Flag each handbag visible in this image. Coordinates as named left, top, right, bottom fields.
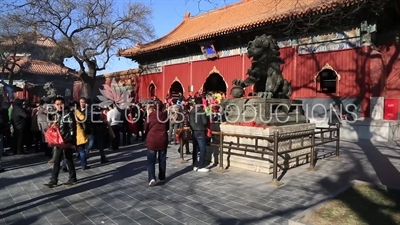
left=128, top=114, right=138, bottom=135
left=181, top=127, right=192, bottom=140
left=175, top=128, right=183, bottom=143
left=207, top=128, right=212, bottom=138
left=207, top=123, right=212, bottom=138
left=45, top=125, right=64, bottom=145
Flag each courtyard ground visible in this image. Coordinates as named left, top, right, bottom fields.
left=0, top=140, right=399, bottom=225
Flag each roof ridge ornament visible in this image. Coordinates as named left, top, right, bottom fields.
left=184, top=12, right=190, bottom=21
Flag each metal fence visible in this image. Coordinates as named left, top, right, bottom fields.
left=179, top=123, right=341, bottom=187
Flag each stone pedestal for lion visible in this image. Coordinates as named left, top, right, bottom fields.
left=206, top=98, right=316, bottom=174
left=221, top=97, right=308, bottom=125
left=208, top=123, right=316, bottom=174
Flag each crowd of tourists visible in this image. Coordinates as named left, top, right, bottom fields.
left=0, top=96, right=147, bottom=184
left=0, top=92, right=223, bottom=188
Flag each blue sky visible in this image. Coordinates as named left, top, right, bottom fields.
left=64, top=0, right=240, bottom=75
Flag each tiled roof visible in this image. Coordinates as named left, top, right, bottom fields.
left=103, top=68, right=141, bottom=78
left=4, top=57, right=76, bottom=76
left=24, top=59, right=71, bottom=75
left=118, top=0, right=364, bottom=57
left=0, top=30, right=57, bottom=48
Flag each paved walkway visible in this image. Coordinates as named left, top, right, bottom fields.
left=0, top=140, right=399, bottom=225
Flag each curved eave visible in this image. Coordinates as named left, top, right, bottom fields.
left=118, top=0, right=364, bottom=58
left=117, top=20, right=187, bottom=58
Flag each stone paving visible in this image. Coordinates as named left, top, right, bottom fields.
left=0, top=140, right=399, bottom=225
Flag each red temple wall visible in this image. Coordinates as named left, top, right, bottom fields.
left=136, top=46, right=378, bottom=117
left=164, top=63, right=190, bottom=95
left=191, top=55, right=242, bottom=96
left=370, top=43, right=400, bottom=115
left=139, top=72, right=163, bottom=99
left=293, top=48, right=368, bottom=99
left=116, top=43, right=400, bottom=118
left=158, top=47, right=365, bottom=100
left=138, top=47, right=369, bottom=100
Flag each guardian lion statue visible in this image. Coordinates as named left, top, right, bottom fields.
left=232, top=34, right=291, bottom=99
left=43, top=82, right=57, bottom=100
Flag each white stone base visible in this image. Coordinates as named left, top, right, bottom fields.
left=309, top=118, right=400, bottom=142
left=370, top=97, right=384, bottom=120
left=210, top=123, right=316, bottom=174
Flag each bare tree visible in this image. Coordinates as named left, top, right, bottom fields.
left=283, top=0, right=387, bottom=37
left=6, top=0, right=154, bottom=98
left=0, top=16, right=68, bottom=101
left=0, top=17, right=32, bottom=88
left=186, top=0, right=230, bottom=14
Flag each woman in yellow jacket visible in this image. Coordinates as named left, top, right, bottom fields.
left=75, top=110, right=90, bottom=170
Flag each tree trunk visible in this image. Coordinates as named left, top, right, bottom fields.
left=79, top=64, right=96, bottom=99
left=6, top=63, right=16, bottom=86
left=6, top=69, right=15, bottom=101
left=80, top=82, right=91, bottom=99
left=8, top=72, right=14, bottom=86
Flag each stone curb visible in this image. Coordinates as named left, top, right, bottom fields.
left=288, top=180, right=400, bottom=225
left=287, top=181, right=353, bottom=225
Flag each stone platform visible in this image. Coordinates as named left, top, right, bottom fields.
left=309, top=117, right=400, bottom=142
left=210, top=123, right=316, bottom=174
left=220, top=97, right=308, bottom=126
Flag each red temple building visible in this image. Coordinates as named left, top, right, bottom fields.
left=0, top=30, right=77, bottom=102
left=118, top=0, right=400, bottom=140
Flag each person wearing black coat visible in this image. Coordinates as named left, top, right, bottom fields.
left=328, top=106, right=341, bottom=127
left=178, top=106, right=192, bottom=155
left=10, top=99, right=27, bottom=155
left=0, top=106, right=6, bottom=173
left=121, top=107, right=132, bottom=145
left=189, top=97, right=210, bottom=173
left=44, top=96, right=77, bottom=188
left=328, top=106, right=341, bottom=137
